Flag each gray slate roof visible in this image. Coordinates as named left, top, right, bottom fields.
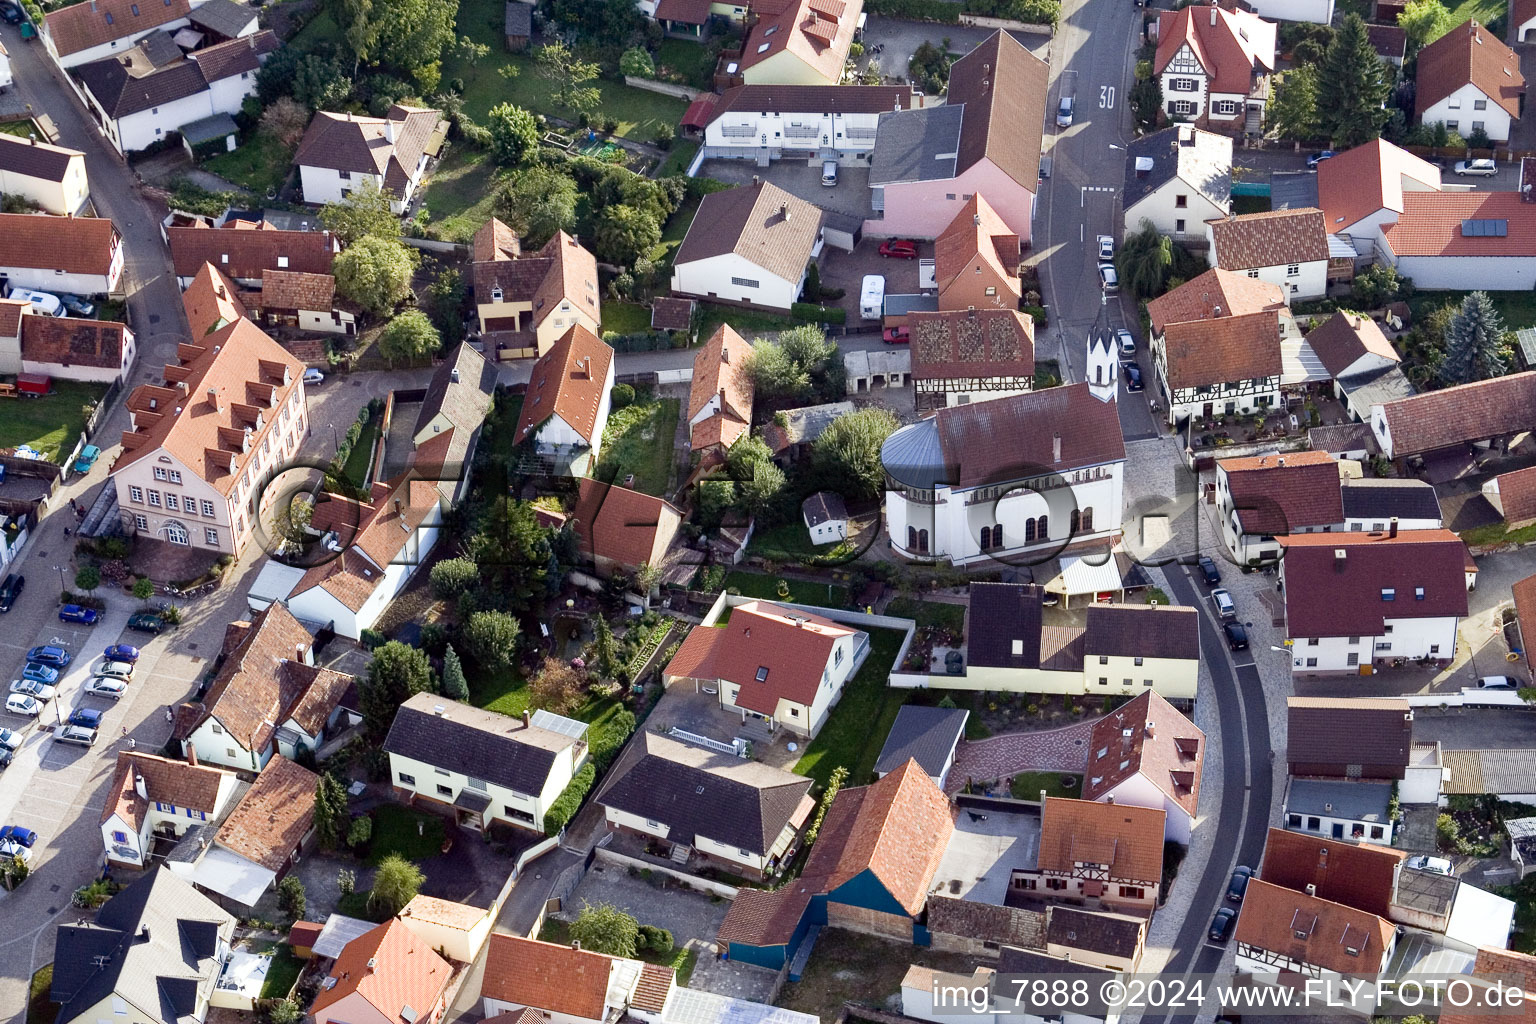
left=180, top=112, right=237, bottom=146
left=186, top=0, right=256, bottom=38
left=874, top=704, right=968, bottom=778
left=1340, top=478, right=1442, bottom=522
left=868, top=104, right=964, bottom=186
left=53, top=867, right=233, bottom=1024
left=997, top=946, right=1114, bottom=979
left=1046, top=906, right=1143, bottom=959
left=1082, top=604, right=1198, bottom=661
left=504, top=0, right=531, bottom=36
left=801, top=491, right=847, bottom=527
left=1337, top=363, right=1415, bottom=408
left=414, top=342, right=496, bottom=437
left=1270, top=171, right=1320, bottom=212
left=595, top=731, right=811, bottom=854
left=383, top=691, right=582, bottom=797
left=1285, top=779, right=1392, bottom=822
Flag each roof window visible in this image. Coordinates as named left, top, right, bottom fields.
left=755, top=666, right=769, bottom=682
left=1381, top=588, right=1395, bottom=601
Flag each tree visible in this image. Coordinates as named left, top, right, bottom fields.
left=530, top=657, right=586, bottom=714
left=379, top=309, right=441, bottom=365
left=1265, top=65, right=1318, bottom=141
left=1399, top=0, right=1454, bottom=50
left=346, top=815, right=373, bottom=847
left=591, top=616, right=617, bottom=679
left=74, top=565, right=100, bottom=594
left=1130, top=76, right=1161, bottom=129
left=632, top=562, right=662, bottom=596
left=334, top=237, right=419, bottom=316
left=467, top=498, right=554, bottom=611
left=260, top=97, right=312, bottom=148
left=278, top=875, right=307, bottom=920
left=570, top=902, right=640, bottom=958
left=813, top=408, right=900, bottom=501
left=270, top=495, right=314, bottom=555
left=269, top=1001, right=302, bottom=1024
left=361, top=641, right=437, bottom=736
left=1351, top=263, right=1412, bottom=308
left=259, top=51, right=351, bottom=110
left=1440, top=290, right=1509, bottom=385
left=745, top=341, right=811, bottom=402
left=427, top=268, right=467, bottom=345
left=462, top=609, right=520, bottom=668
left=430, top=556, right=479, bottom=599
left=368, top=854, right=424, bottom=917
left=487, top=102, right=540, bottom=167
left=907, top=41, right=950, bottom=95
left=1116, top=218, right=1173, bottom=300
left=1316, top=14, right=1391, bottom=148
left=619, top=47, right=654, bottom=78
left=320, top=180, right=402, bottom=244
left=593, top=204, right=662, bottom=267
left=726, top=433, right=773, bottom=481
left=441, top=644, right=469, bottom=700
left=456, top=34, right=490, bottom=64
left=536, top=42, right=601, bottom=114
left=738, top=458, right=787, bottom=515
left=495, top=167, right=580, bottom=247
left=548, top=0, right=641, bottom=47
left=329, top=0, right=458, bottom=92
left=313, top=773, right=351, bottom=849
left=133, top=577, right=155, bottom=602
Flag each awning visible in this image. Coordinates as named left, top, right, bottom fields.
left=165, top=845, right=274, bottom=908
left=313, top=914, right=377, bottom=959
left=1045, top=554, right=1122, bottom=598
left=1281, top=339, right=1330, bottom=385
left=181, top=113, right=238, bottom=147
left=248, top=560, right=304, bottom=611
left=1326, top=233, right=1358, bottom=259
left=681, top=94, right=719, bottom=130
left=454, top=789, right=492, bottom=813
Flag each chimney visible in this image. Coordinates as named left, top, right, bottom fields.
left=1277, top=456, right=1284, bottom=467
left=522, top=709, right=532, bottom=728
left=1105, top=794, right=1114, bottom=805
left=1210, top=0, right=1217, bottom=25
left=27, top=133, right=34, bottom=145
left=394, top=498, right=403, bottom=516
left=385, top=119, right=397, bottom=145
left=1389, top=516, right=1399, bottom=538
left=186, top=745, right=198, bottom=767
left=1212, top=304, right=1222, bottom=317
left=207, top=387, right=218, bottom=406
left=973, top=213, right=980, bottom=227
left=1052, top=434, right=1062, bottom=463
left=1305, top=883, right=1317, bottom=897
left=134, top=771, right=148, bottom=800
left=450, top=367, right=460, bottom=384
left=781, top=203, right=790, bottom=220
left=719, top=387, right=727, bottom=405
left=571, top=940, right=581, bottom=951
left=751, top=175, right=760, bottom=186
left=1145, top=721, right=1155, bottom=738
left=1334, top=548, right=1347, bottom=569
left=140, top=925, right=150, bottom=942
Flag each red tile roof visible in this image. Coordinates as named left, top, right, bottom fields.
left=45, top=0, right=191, bottom=58
left=1082, top=691, right=1203, bottom=821
left=1376, top=371, right=1536, bottom=457
left=927, top=382, right=1125, bottom=490
left=735, top=0, right=861, bottom=85
left=716, top=887, right=815, bottom=946
left=101, top=751, right=233, bottom=829
left=167, top=223, right=336, bottom=280
left=1439, top=947, right=1536, bottom=1024
left=1146, top=267, right=1286, bottom=335
left=481, top=934, right=616, bottom=1020
left=1256, top=827, right=1405, bottom=917
left=182, top=262, right=246, bottom=338
left=1218, top=450, right=1341, bottom=533
left=688, top=324, right=754, bottom=450
left=261, top=269, right=335, bottom=312
left=1496, top=465, right=1536, bottom=527
left=1037, top=797, right=1165, bottom=884
left=312, top=919, right=452, bottom=1020
left=934, top=194, right=1020, bottom=297
left=1304, top=311, right=1400, bottom=379
left=21, top=315, right=129, bottom=370
left=513, top=324, right=613, bottom=445
left=1279, top=530, right=1470, bottom=639
left=570, top=477, right=681, bottom=571
left=1382, top=191, right=1536, bottom=258
left=1154, top=2, right=1275, bottom=96
left=290, top=478, right=442, bottom=613
left=1316, top=138, right=1441, bottom=234
left=909, top=309, right=1034, bottom=380
left=472, top=229, right=600, bottom=337
left=0, top=299, right=24, bottom=338
left=1415, top=19, right=1524, bottom=119
left=1159, top=310, right=1282, bottom=390
left=214, top=755, right=316, bottom=873
left=1234, top=879, right=1395, bottom=974
left=1206, top=208, right=1327, bottom=270
left=947, top=30, right=1048, bottom=190
left=0, top=212, right=117, bottom=276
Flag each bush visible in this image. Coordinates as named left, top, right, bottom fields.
left=544, top=763, right=597, bottom=835
left=653, top=123, right=674, bottom=149
left=360, top=628, right=386, bottom=651
left=269, top=1000, right=302, bottom=1024
left=791, top=302, right=846, bottom=324
left=347, top=815, right=373, bottom=848
left=639, top=924, right=674, bottom=953
left=277, top=876, right=306, bottom=920
left=611, top=382, right=636, bottom=408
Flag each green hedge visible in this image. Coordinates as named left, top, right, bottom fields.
left=791, top=302, right=846, bottom=325
left=544, top=763, right=596, bottom=836
left=862, top=0, right=1058, bottom=25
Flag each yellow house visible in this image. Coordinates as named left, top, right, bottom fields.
left=471, top=219, right=600, bottom=358
left=733, top=0, right=863, bottom=87
left=399, top=895, right=494, bottom=962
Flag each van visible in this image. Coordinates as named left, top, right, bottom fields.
left=821, top=160, right=838, bottom=187
left=56, top=724, right=97, bottom=747
left=4, top=288, right=61, bottom=317
left=860, top=275, right=885, bottom=320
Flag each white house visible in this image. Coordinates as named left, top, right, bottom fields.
left=14, top=310, right=135, bottom=383
left=881, top=384, right=1125, bottom=565
left=1304, top=311, right=1411, bottom=423
left=1316, top=139, right=1441, bottom=257
left=293, top=105, right=446, bottom=212
left=1206, top=208, right=1328, bottom=300
left=1517, top=0, right=1536, bottom=43
left=1240, top=0, right=1332, bottom=23
left=0, top=133, right=89, bottom=215
left=481, top=934, right=654, bottom=1024
left=1377, top=191, right=1536, bottom=291
left=398, top=895, right=494, bottom=963
left=1279, top=529, right=1470, bottom=675
left=671, top=180, right=823, bottom=310
left=0, top=212, right=123, bottom=296
left=383, top=693, right=589, bottom=833
left=692, top=84, right=917, bottom=165
left=802, top=491, right=848, bottom=546
left=1121, top=124, right=1231, bottom=241
left=100, top=751, right=241, bottom=868
left=1283, top=778, right=1395, bottom=845
left=1216, top=451, right=1343, bottom=565
left=42, top=0, right=217, bottom=69
left=510, top=324, right=614, bottom=477
left=1082, top=692, right=1204, bottom=844
left=1415, top=19, right=1524, bottom=143
left=1153, top=1, right=1276, bottom=132
left=663, top=600, right=868, bottom=739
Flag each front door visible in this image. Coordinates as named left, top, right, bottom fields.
left=1202, top=402, right=1213, bottom=418
left=1331, top=822, right=1344, bottom=839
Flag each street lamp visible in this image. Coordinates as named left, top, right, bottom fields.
left=53, top=563, right=65, bottom=594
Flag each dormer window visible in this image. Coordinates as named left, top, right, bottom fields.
left=1381, top=588, right=1395, bottom=601
left=491, top=287, right=503, bottom=301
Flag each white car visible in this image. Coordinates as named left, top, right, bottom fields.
left=1098, top=263, right=1119, bottom=293
left=83, top=678, right=127, bottom=701
left=1477, top=675, right=1518, bottom=689
left=93, top=660, right=133, bottom=680
left=0, top=727, right=20, bottom=751
left=1116, top=328, right=1135, bottom=355
left=1212, top=588, right=1236, bottom=621
left=1406, top=855, right=1454, bottom=876
left=8, top=679, right=54, bottom=701
left=1454, top=159, right=1497, bottom=177
left=302, top=368, right=325, bottom=385
left=1096, top=235, right=1114, bottom=261
left=0, top=838, right=29, bottom=863
left=4, top=693, right=40, bottom=717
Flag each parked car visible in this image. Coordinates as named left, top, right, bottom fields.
left=26, top=645, right=70, bottom=667
left=22, top=663, right=57, bottom=684
left=1097, top=235, right=1115, bottom=261
left=93, top=660, right=133, bottom=680
left=126, top=613, right=165, bottom=634
left=879, top=239, right=919, bottom=259
left=1454, top=158, right=1497, bottom=177
left=67, top=707, right=102, bottom=730
left=0, top=2, right=24, bottom=24
left=0, top=838, right=31, bottom=863
left=4, top=694, right=40, bottom=717
left=1056, top=95, right=1074, bottom=127
left=60, top=604, right=98, bottom=625
left=56, top=724, right=96, bottom=747
left=821, top=160, right=838, bottom=187
left=103, top=644, right=140, bottom=663
left=58, top=294, right=95, bottom=318
left=8, top=679, right=53, bottom=701
left=1197, top=555, right=1222, bottom=586
left=0, top=748, right=9, bottom=769
left=84, top=678, right=126, bottom=701
left=1116, top=328, right=1135, bottom=356
left=1224, top=621, right=1249, bottom=651
left=0, top=573, right=22, bottom=612
left=1477, top=675, right=1518, bottom=689
left=0, top=824, right=37, bottom=847
left=1212, top=588, right=1236, bottom=620
left=0, top=727, right=19, bottom=751
left=302, top=368, right=325, bottom=385
left=1227, top=866, right=1253, bottom=902
left=74, top=444, right=100, bottom=473
left=882, top=326, right=910, bottom=344
left=1209, top=907, right=1237, bottom=942
left=1306, top=150, right=1335, bottom=169
left=1098, top=263, right=1119, bottom=293
left=1406, top=855, right=1454, bottom=876
left=1122, top=362, right=1143, bottom=391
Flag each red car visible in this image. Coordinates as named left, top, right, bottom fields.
left=883, top=326, right=910, bottom=344
left=879, top=239, right=919, bottom=259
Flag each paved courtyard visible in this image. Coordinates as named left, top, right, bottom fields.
left=699, top=158, right=874, bottom=222
left=946, top=720, right=1095, bottom=793
left=931, top=805, right=1040, bottom=905
left=855, top=19, right=1050, bottom=87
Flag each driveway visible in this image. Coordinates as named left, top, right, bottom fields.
left=556, top=859, right=729, bottom=952
left=946, top=720, right=1095, bottom=793
left=698, top=158, right=873, bottom=222
left=856, top=19, right=1049, bottom=87
left=819, top=240, right=924, bottom=324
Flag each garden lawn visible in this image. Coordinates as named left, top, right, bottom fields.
left=883, top=598, right=964, bottom=632
left=603, top=300, right=653, bottom=334
left=722, top=571, right=850, bottom=608
left=0, top=120, right=39, bottom=140
left=696, top=303, right=799, bottom=341
left=341, top=416, right=380, bottom=489
left=656, top=139, right=699, bottom=178
left=423, top=145, right=503, bottom=244
left=778, top=927, right=978, bottom=1022
left=647, top=193, right=701, bottom=275
left=468, top=663, right=531, bottom=717
left=656, top=38, right=718, bottom=89
left=593, top=396, right=680, bottom=495
left=367, top=804, right=448, bottom=864
left=288, top=7, right=343, bottom=49
left=28, top=966, right=55, bottom=1024
left=792, top=626, right=905, bottom=788
left=1463, top=520, right=1536, bottom=547
left=202, top=132, right=293, bottom=196
left=746, top=521, right=855, bottom=564
left=1409, top=289, right=1536, bottom=331
left=1008, top=771, right=1083, bottom=801
left=1446, top=0, right=1505, bottom=27
left=259, top=944, right=305, bottom=999
left=0, top=380, right=107, bottom=463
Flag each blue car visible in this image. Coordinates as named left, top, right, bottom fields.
left=1307, top=150, right=1335, bottom=169
left=103, top=644, right=140, bottom=663
left=67, top=707, right=102, bottom=730
left=0, top=824, right=37, bottom=847
left=26, top=646, right=70, bottom=667
left=22, top=663, right=58, bottom=684
left=59, top=604, right=98, bottom=625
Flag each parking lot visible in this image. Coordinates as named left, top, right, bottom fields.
left=698, top=158, right=874, bottom=222
left=820, top=238, right=926, bottom=324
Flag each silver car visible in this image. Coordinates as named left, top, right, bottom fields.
left=84, top=677, right=127, bottom=701
left=1454, top=159, right=1497, bottom=177
left=8, top=679, right=54, bottom=701
left=93, top=659, right=134, bottom=680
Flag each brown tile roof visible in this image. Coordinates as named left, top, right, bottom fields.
left=651, top=296, right=693, bottom=331
left=1207, top=208, right=1327, bottom=270
left=735, top=0, right=861, bottom=84
left=0, top=133, right=83, bottom=184
left=1377, top=371, right=1536, bottom=457
left=688, top=324, right=754, bottom=446
left=1285, top=698, right=1414, bottom=779
left=570, top=477, right=681, bottom=571
left=1416, top=19, right=1524, bottom=119
left=806, top=759, right=954, bottom=916
left=1154, top=2, right=1275, bottom=95
left=1440, top=947, right=1536, bottom=1024
left=173, top=603, right=352, bottom=752
left=182, top=262, right=246, bottom=338
left=513, top=325, right=613, bottom=445
left=312, top=919, right=452, bottom=1019
left=0, top=212, right=118, bottom=276
left=293, top=105, right=445, bottom=195
left=934, top=194, right=1020, bottom=297
left=1037, top=797, right=1165, bottom=884
left=673, top=181, right=822, bottom=287
left=214, top=755, right=316, bottom=873
left=1260, top=827, right=1408, bottom=914
left=1082, top=603, right=1198, bottom=661
left=0, top=299, right=24, bottom=338
left=20, top=315, right=128, bottom=370
left=45, top=0, right=192, bottom=58
left=1367, top=23, right=1406, bottom=61
left=1496, top=465, right=1536, bottom=527
left=74, top=49, right=209, bottom=118
left=1218, top=450, right=1342, bottom=533
left=654, top=0, right=710, bottom=24
left=632, top=964, right=674, bottom=1014
left=472, top=229, right=599, bottom=333
left=1159, top=310, right=1282, bottom=390
left=927, top=382, right=1125, bottom=490
left=471, top=217, right=521, bottom=262
left=290, top=478, right=442, bottom=613
left=910, top=309, right=1035, bottom=381
left=1234, top=879, right=1395, bottom=974
left=186, top=30, right=278, bottom=84
left=1146, top=267, right=1287, bottom=335
left=481, top=935, right=616, bottom=1019
left=1382, top=191, right=1536, bottom=258
left=1305, top=311, right=1400, bottom=379
left=1317, top=138, right=1442, bottom=234
left=1082, top=691, right=1203, bottom=820
left=716, top=887, right=816, bottom=946
left=1515, top=574, right=1536, bottom=673
left=710, top=84, right=914, bottom=120
left=167, top=224, right=336, bottom=280
left=948, top=30, right=1047, bottom=190
left=111, top=317, right=304, bottom=490
left=1278, top=530, right=1470, bottom=639
left=261, top=269, right=335, bottom=312
left=100, top=751, right=234, bottom=829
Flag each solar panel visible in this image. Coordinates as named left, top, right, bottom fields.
left=1461, top=219, right=1509, bottom=237
left=530, top=708, right=588, bottom=739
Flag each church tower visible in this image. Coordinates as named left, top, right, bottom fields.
left=1087, top=328, right=1118, bottom=403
